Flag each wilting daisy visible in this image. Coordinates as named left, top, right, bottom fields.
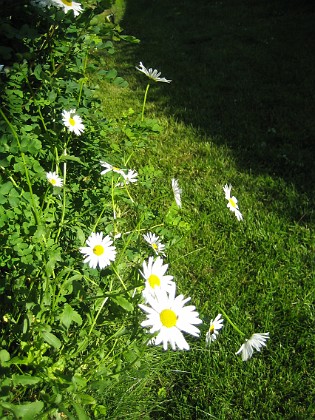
left=223, top=184, right=243, bottom=221
left=143, top=232, right=166, bottom=256
left=46, top=171, right=63, bottom=187
left=235, top=332, right=270, bottom=361
left=52, top=0, right=83, bottom=16
left=172, top=178, right=182, bottom=208
left=100, top=161, right=125, bottom=177
left=139, top=285, right=202, bottom=350
left=205, top=313, right=224, bottom=345
left=80, top=232, right=116, bottom=269
left=140, top=256, right=174, bottom=300
left=136, top=62, right=171, bottom=83
left=121, top=169, right=138, bottom=185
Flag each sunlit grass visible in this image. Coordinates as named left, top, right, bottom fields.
left=94, top=0, right=315, bottom=418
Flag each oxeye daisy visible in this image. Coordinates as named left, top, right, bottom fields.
left=52, top=0, right=83, bottom=16
left=140, top=256, right=174, bottom=300
left=122, top=169, right=138, bottom=185
left=205, top=313, right=224, bottom=345
left=139, top=285, right=202, bottom=350
left=62, top=109, right=84, bottom=135
left=223, top=184, right=243, bottom=221
left=46, top=171, right=63, bottom=187
left=143, top=232, right=166, bottom=256
left=235, top=332, right=270, bottom=361
left=172, top=178, right=182, bottom=208
left=136, top=62, right=171, bottom=83
left=80, top=232, right=116, bottom=269
left=100, top=161, right=126, bottom=177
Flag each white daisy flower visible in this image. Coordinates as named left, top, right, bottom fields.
left=122, top=169, right=138, bottom=185
left=223, top=184, right=243, bottom=221
left=52, top=0, right=83, bottom=17
left=62, top=109, right=85, bottom=135
left=136, top=62, right=172, bottom=83
left=235, top=332, right=270, bottom=361
left=205, top=313, right=224, bottom=345
left=46, top=171, right=63, bottom=187
left=140, top=256, right=175, bottom=300
left=172, top=178, right=182, bottom=208
left=139, top=285, right=202, bottom=350
left=80, top=232, right=116, bottom=269
left=100, top=161, right=126, bottom=177
left=143, top=232, right=166, bottom=256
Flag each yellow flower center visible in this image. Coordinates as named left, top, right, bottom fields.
left=229, top=198, right=237, bottom=208
left=152, top=243, right=158, bottom=250
left=148, top=274, right=161, bottom=288
left=50, top=178, right=57, bottom=185
left=160, top=309, right=177, bottom=328
left=69, top=117, right=76, bottom=126
left=61, top=0, right=73, bottom=6
left=93, top=244, right=104, bottom=256
left=113, top=167, right=120, bottom=172
left=209, top=324, right=215, bottom=334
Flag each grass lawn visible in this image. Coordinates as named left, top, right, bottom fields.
left=94, top=0, right=315, bottom=418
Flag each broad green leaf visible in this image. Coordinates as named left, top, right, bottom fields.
left=73, top=403, right=89, bottom=420
left=12, top=374, right=42, bottom=386
left=1, top=401, right=44, bottom=420
left=112, top=295, right=134, bottom=312
left=72, top=373, right=87, bottom=390
left=0, top=181, right=13, bottom=195
left=0, top=349, right=10, bottom=364
left=42, top=331, right=61, bottom=349
left=60, top=304, right=82, bottom=329
left=77, top=393, right=96, bottom=405
left=59, top=154, right=87, bottom=166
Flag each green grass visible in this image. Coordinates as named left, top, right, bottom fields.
left=95, top=0, right=315, bottom=418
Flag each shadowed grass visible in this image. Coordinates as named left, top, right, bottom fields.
left=93, top=0, right=315, bottom=418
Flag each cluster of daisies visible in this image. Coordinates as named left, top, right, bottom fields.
left=32, top=0, right=83, bottom=17
left=45, top=64, right=269, bottom=360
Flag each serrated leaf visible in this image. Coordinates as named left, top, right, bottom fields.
left=60, top=304, right=82, bottom=329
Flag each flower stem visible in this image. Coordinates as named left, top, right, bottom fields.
left=55, top=147, right=67, bottom=240
left=219, top=307, right=246, bottom=337
left=112, top=265, right=127, bottom=291
left=141, top=83, right=150, bottom=122
left=77, top=52, right=88, bottom=108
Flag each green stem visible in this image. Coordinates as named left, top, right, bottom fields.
left=112, top=265, right=127, bottom=291
left=88, top=277, right=113, bottom=336
left=77, top=52, right=88, bottom=108
left=55, top=148, right=67, bottom=240
left=219, top=307, right=246, bottom=337
left=141, top=83, right=150, bottom=122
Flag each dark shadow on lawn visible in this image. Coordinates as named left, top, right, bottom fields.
left=120, top=0, right=315, bottom=196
